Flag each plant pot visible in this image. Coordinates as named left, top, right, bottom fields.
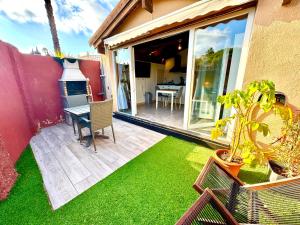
left=268, top=160, right=286, bottom=182
left=214, top=149, right=244, bottom=177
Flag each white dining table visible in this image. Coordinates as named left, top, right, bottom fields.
left=156, top=89, right=177, bottom=112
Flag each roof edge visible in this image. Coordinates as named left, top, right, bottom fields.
left=104, top=0, right=256, bottom=48
left=89, top=0, right=140, bottom=47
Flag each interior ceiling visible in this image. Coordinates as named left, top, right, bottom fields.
left=134, top=31, right=189, bottom=64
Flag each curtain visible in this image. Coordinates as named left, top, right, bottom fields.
left=117, top=64, right=128, bottom=110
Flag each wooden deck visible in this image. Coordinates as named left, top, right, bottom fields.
left=30, top=118, right=165, bottom=210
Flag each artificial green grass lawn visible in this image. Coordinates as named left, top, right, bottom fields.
left=0, top=136, right=268, bottom=225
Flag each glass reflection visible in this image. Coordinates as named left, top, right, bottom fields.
left=189, top=16, right=247, bottom=133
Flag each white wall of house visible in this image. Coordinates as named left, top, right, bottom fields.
left=136, top=63, right=163, bottom=104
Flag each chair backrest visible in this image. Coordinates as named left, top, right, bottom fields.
left=65, top=94, right=88, bottom=107
left=176, top=188, right=239, bottom=225
left=193, top=157, right=244, bottom=193
left=243, top=176, right=300, bottom=224
left=194, top=157, right=300, bottom=224
left=177, top=87, right=184, bottom=98
left=178, top=183, right=300, bottom=225
left=90, top=99, right=113, bottom=132
left=193, top=157, right=246, bottom=221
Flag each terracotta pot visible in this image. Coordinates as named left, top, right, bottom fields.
left=214, top=149, right=244, bottom=177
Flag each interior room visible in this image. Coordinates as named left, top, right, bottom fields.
left=133, top=31, right=189, bottom=129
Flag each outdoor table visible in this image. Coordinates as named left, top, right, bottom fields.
left=64, top=104, right=90, bottom=117
left=64, top=105, right=108, bottom=147
left=156, top=89, right=177, bottom=112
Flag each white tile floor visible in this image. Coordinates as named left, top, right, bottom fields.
left=136, top=102, right=184, bottom=129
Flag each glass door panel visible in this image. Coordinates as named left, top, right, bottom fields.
left=114, top=48, right=132, bottom=114
left=188, top=16, right=248, bottom=133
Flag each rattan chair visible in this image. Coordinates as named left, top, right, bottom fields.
left=189, top=157, right=300, bottom=224
left=79, top=99, right=115, bottom=152
left=65, top=94, right=88, bottom=134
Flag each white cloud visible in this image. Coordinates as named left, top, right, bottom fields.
left=0, top=0, right=118, bottom=35
left=194, top=28, right=231, bottom=56
left=0, top=0, right=48, bottom=24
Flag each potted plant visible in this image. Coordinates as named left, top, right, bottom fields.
left=211, top=80, right=276, bottom=176
left=270, top=107, right=300, bottom=180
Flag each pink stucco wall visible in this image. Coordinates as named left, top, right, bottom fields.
left=0, top=40, right=103, bottom=164
left=21, top=55, right=64, bottom=129
left=0, top=41, right=103, bottom=198
left=0, top=42, right=33, bottom=163
left=79, top=60, right=103, bottom=102
left=0, top=42, right=31, bottom=199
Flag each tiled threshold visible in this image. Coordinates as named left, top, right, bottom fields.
left=113, top=112, right=229, bottom=150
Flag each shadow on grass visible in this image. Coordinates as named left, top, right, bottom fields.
left=239, top=168, right=269, bottom=184
left=185, top=146, right=214, bottom=173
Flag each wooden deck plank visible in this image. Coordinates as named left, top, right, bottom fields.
left=53, top=145, right=91, bottom=184
left=30, top=118, right=166, bottom=209
left=68, top=142, right=112, bottom=181
left=74, top=175, right=99, bottom=194
left=40, top=128, right=91, bottom=184
left=30, top=145, right=78, bottom=209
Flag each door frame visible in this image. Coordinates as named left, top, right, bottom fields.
left=109, top=7, right=255, bottom=140
left=129, top=46, right=137, bottom=116
left=111, top=47, right=137, bottom=116
left=183, top=7, right=256, bottom=140
left=187, top=34, right=231, bottom=130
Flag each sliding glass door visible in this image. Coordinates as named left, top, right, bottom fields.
left=113, top=47, right=136, bottom=115
left=188, top=16, right=248, bottom=133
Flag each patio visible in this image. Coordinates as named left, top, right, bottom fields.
left=0, top=135, right=269, bottom=225
left=30, top=118, right=165, bottom=209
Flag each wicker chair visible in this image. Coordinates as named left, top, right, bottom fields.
left=186, top=157, right=300, bottom=224
left=176, top=188, right=239, bottom=225
left=65, top=94, right=88, bottom=134
left=78, top=99, right=115, bottom=152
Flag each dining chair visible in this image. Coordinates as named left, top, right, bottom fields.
left=155, top=86, right=168, bottom=107
left=165, top=87, right=183, bottom=109
left=174, top=87, right=184, bottom=109
left=78, top=99, right=115, bottom=152
left=65, top=94, right=88, bottom=134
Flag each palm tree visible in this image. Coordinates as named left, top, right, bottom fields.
left=44, top=0, right=61, bottom=55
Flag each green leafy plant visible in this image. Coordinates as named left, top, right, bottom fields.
left=272, top=107, right=300, bottom=177
left=211, top=80, right=276, bottom=166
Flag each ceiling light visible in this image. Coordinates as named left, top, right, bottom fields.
left=178, top=39, right=182, bottom=51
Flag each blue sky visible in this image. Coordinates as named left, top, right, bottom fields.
left=195, top=17, right=247, bottom=56
left=0, top=0, right=119, bottom=56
